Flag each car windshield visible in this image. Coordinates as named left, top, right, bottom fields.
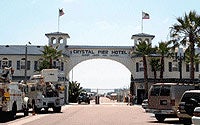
left=181, top=92, right=200, bottom=102
left=150, top=85, right=170, bottom=96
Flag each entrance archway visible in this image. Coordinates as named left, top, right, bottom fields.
left=69, top=59, right=131, bottom=90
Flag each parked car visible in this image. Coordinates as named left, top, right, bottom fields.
left=142, top=99, right=150, bottom=112
left=192, top=107, right=200, bottom=125
left=148, top=83, right=194, bottom=122
left=142, top=99, right=148, bottom=109
left=77, top=92, right=90, bottom=104
left=177, top=90, right=200, bottom=124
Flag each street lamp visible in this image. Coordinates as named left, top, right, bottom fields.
left=176, top=48, right=184, bottom=80
left=24, top=42, right=31, bottom=84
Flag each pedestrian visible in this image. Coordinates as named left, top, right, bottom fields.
left=127, top=94, right=133, bottom=106
left=132, top=94, right=136, bottom=105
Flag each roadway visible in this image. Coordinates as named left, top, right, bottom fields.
left=2, top=97, right=185, bottom=125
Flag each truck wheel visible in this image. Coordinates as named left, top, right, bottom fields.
left=33, top=104, right=41, bottom=114
left=24, top=107, right=29, bottom=116
left=35, top=107, right=41, bottom=113
left=10, top=103, right=17, bottom=120
left=155, top=114, right=165, bottom=122
left=44, top=108, right=49, bottom=112
left=53, top=106, right=61, bottom=113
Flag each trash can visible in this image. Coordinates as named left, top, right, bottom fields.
left=95, top=95, right=100, bottom=104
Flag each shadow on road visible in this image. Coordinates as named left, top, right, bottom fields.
left=148, top=119, right=182, bottom=124
left=0, top=110, right=63, bottom=123
left=0, top=114, right=24, bottom=123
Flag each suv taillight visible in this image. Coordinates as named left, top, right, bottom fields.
left=193, top=110, right=200, bottom=117
left=170, top=99, right=175, bottom=106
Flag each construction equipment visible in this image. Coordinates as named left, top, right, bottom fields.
left=0, top=67, right=29, bottom=119
left=26, top=69, right=65, bottom=113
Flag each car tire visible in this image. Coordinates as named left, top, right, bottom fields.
left=179, top=118, right=191, bottom=124
left=185, top=98, right=198, bottom=116
left=155, top=114, right=165, bottom=122
left=53, top=106, right=61, bottom=113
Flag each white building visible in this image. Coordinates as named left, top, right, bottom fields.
left=1, top=31, right=200, bottom=104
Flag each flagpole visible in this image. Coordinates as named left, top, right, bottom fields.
left=58, top=9, right=60, bottom=32
left=141, top=11, right=143, bottom=33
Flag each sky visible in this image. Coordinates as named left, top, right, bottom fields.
left=1, top=0, right=200, bottom=90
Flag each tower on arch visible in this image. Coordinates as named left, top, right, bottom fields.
left=131, top=33, right=155, bottom=46
left=45, top=32, right=70, bottom=46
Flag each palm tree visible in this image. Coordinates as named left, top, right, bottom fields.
left=41, top=45, right=62, bottom=69
left=170, top=10, right=200, bottom=81
left=68, top=81, right=83, bottom=103
left=149, top=57, right=161, bottom=83
left=134, top=40, right=155, bottom=97
left=184, top=47, right=200, bottom=64
left=157, top=41, right=172, bottom=81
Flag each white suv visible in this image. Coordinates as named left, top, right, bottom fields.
left=177, top=90, right=200, bottom=124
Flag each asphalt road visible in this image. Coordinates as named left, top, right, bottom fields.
left=3, top=97, right=185, bottom=125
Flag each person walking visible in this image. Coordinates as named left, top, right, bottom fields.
left=127, top=94, right=133, bottom=106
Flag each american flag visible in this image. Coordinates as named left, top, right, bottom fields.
left=59, top=8, right=64, bottom=16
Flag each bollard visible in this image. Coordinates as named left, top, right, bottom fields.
left=95, top=95, right=100, bottom=104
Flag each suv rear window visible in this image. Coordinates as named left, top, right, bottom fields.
left=80, top=92, right=87, bottom=96
left=181, top=92, right=200, bottom=102
left=150, top=85, right=171, bottom=96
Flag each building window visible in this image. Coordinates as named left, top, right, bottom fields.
left=17, top=61, right=20, bottom=70
left=27, top=61, right=30, bottom=70
left=136, top=62, right=144, bottom=72
left=20, top=58, right=26, bottom=69
left=8, top=61, right=12, bottom=67
left=17, top=59, right=31, bottom=70
left=53, top=60, right=63, bottom=70
left=186, top=64, right=190, bottom=72
left=2, top=58, right=8, bottom=68
left=169, top=62, right=172, bottom=72
left=34, top=61, right=38, bottom=71
left=139, top=61, right=144, bottom=71
left=196, top=63, right=199, bottom=72
left=136, top=62, right=139, bottom=72
left=61, top=62, right=64, bottom=71
left=172, top=62, right=178, bottom=71
left=1, top=58, right=12, bottom=68
left=168, top=61, right=179, bottom=72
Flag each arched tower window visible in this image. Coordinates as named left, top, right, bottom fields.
left=58, top=37, right=64, bottom=44
left=51, top=37, right=56, bottom=45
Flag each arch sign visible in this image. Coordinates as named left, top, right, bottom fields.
left=68, top=46, right=131, bottom=57
left=64, top=45, right=134, bottom=75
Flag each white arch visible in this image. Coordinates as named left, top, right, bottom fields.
left=69, top=59, right=131, bottom=89
left=66, top=56, right=134, bottom=75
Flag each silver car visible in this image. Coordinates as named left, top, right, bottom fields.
left=192, top=107, right=200, bottom=125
